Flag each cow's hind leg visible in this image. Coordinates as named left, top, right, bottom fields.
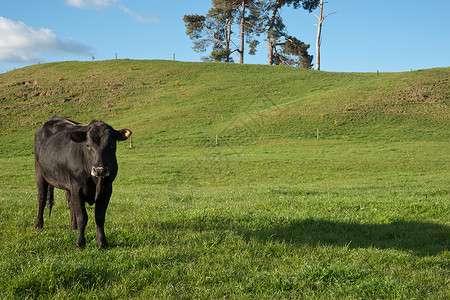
left=47, top=185, right=54, bottom=217
left=35, top=167, right=48, bottom=229
left=65, top=190, right=77, bottom=231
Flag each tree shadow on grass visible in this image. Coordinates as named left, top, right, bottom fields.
left=157, top=216, right=449, bottom=257
left=237, top=218, right=449, bottom=256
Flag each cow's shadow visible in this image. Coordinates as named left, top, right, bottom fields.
left=236, top=218, right=449, bottom=256
left=157, top=217, right=449, bottom=257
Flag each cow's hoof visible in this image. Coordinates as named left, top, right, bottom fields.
left=97, top=240, right=109, bottom=249
left=75, top=243, right=85, bottom=250
left=35, top=222, right=43, bottom=230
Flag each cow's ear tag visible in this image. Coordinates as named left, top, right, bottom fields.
left=70, top=131, right=87, bottom=143
left=117, top=129, right=132, bottom=141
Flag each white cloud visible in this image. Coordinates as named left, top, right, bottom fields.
left=65, top=0, right=118, bottom=10
left=118, top=4, right=159, bottom=23
left=66, top=0, right=159, bottom=23
left=0, top=17, right=94, bottom=63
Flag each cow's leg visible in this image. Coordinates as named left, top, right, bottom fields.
left=65, top=190, right=77, bottom=231
left=75, top=203, right=88, bottom=249
left=35, top=166, right=48, bottom=229
left=47, top=185, right=54, bottom=217
left=95, top=187, right=111, bottom=248
left=71, top=188, right=88, bottom=249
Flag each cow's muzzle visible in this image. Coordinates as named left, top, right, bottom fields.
left=91, top=166, right=110, bottom=177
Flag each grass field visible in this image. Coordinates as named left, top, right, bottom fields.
left=0, top=60, right=449, bottom=299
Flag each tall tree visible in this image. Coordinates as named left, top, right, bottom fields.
left=184, top=0, right=259, bottom=63
left=184, top=1, right=235, bottom=62
left=234, top=0, right=260, bottom=63
left=238, top=0, right=246, bottom=63
left=264, top=0, right=283, bottom=65
left=184, top=0, right=318, bottom=67
left=256, top=0, right=319, bottom=67
left=314, top=0, right=335, bottom=70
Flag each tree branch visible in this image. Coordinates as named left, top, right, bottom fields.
left=323, top=12, right=337, bottom=19
left=202, top=24, right=226, bottom=48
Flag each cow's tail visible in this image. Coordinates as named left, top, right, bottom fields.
left=47, top=185, right=54, bottom=217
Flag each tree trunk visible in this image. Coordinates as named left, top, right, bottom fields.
left=267, top=37, right=273, bottom=65
left=314, top=0, right=335, bottom=71
left=315, top=0, right=323, bottom=71
left=267, top=1, right=281, bottom=65
left=239, top=0, right=245, bottom=64
left=225, top=20, right=231, bottom=62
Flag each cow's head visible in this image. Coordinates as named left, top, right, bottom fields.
left=70, top=121, right=131, bottom=178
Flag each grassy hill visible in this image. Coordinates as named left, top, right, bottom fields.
left=1, top=60, right=448, bottom=153
left=0, top=61, right=449, bottom=299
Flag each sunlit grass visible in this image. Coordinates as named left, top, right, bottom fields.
left=0, top=61, right=448, bottom=298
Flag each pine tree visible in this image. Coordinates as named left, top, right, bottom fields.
left=184, top=0, right=260, bottom=63
left=256, top=0, right=319, bottom=67
left=183, top=0, right=318, bottom=67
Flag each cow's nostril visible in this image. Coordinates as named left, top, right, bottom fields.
left=91, top=167, right=109, bottom=177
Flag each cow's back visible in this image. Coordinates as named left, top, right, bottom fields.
left=35, top=116, right=79, bottom=155
left=34, top=116, right=87, bottom=189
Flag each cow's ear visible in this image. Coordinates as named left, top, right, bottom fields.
left=70, top=131, right=87, bottom=143
left=117, top=129, right=132, bottom=141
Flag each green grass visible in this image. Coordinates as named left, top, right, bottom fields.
left=0, top=60, right=449, bottom=299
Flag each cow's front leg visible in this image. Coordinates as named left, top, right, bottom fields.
left=95, top=188, right=111, bottom=248
left=75, top=204, right=88, bottom=249
left=71, top=190, right=88, bottom=249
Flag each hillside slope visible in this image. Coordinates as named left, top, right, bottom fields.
left=0, top=60, right=448, bottom=155
left=1, top=61, right=449, bottom=299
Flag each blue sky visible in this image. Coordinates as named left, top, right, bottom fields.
left=1, top=0, right=449, bottom=73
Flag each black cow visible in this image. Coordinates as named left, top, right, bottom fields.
left=34, top=116, right=131, bottom=249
